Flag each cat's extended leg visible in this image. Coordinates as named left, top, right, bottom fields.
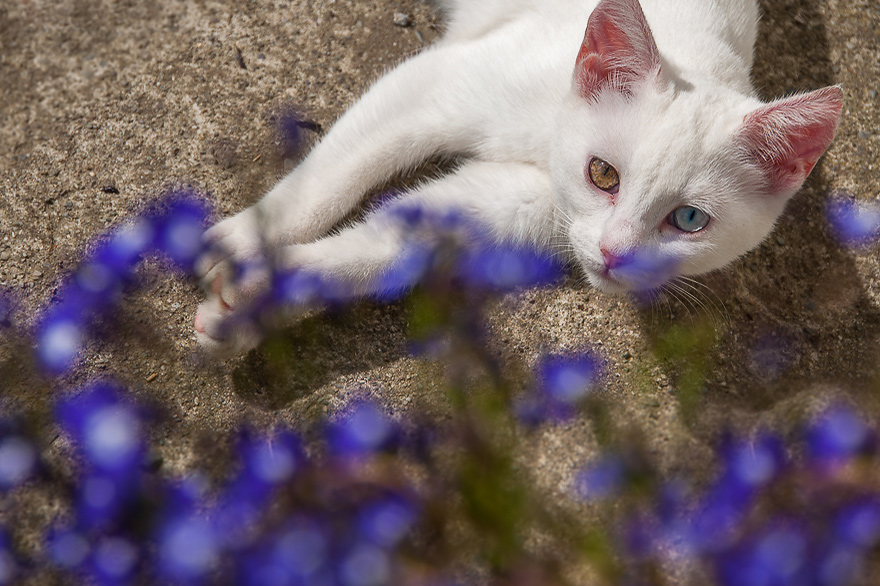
left=195, top=161, right=557, bottom=356
left=198, top=44, right=480, bottom=279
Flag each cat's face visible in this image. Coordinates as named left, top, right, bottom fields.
left=553, top=81, right=785, bottom=293
left=551, top=0, right=842, bottom=294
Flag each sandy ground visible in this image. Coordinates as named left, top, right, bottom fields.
left=1, top=0, right=879, bottom=580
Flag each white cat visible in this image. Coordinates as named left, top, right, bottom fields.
left=194, top=0, right=842, bottom=355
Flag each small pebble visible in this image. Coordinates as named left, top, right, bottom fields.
left=393, top=12, right=413, bottom=27
left=859, top=130, right=872, bottom=140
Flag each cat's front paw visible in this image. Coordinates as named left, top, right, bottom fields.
left=196, top=207, right=266, bottom=280
left=194, top=259, right=275, bottom=356
left=194, top=295, right=264, bottom=357
left=194, top=208, right=277, bottom=356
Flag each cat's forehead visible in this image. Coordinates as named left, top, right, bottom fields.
left=586, top=86, right=743, bottom=197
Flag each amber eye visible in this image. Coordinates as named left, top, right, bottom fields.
left=588, top=157, right=620, bottom=193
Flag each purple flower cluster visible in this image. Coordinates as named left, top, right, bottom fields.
left=582, top=404, right=880, bottom=586
left=42, top=384, right=420, bottom=586
left=36, top=192, right=212, bottom=376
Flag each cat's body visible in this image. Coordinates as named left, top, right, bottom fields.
left=195, top=0, right=842, bottom=355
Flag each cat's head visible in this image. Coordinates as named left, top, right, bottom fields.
left=551, top=0, right=843, bottom=294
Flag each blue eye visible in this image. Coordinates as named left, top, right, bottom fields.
left=670, top=206, right=710, bottom=233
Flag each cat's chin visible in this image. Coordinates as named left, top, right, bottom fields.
left=585, top=270, right=633, bottom=296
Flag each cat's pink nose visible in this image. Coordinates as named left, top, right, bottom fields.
left=601, top=248, right=625, bottom=270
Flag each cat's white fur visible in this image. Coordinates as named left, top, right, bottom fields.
left=195, top=0, right=842, bottom=355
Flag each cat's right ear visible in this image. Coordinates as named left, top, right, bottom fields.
left=574, top=0, right=662, bottom=100
left=737, top=86, right=844, bottom=194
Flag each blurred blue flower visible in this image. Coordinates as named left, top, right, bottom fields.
left=372, top=245, right=435, bottom=302
left=74, top=472, right=133, bottom=530
left=575, top=455, right=625, bottom=501
left=721, top=433, right=786, bottom=491
left=240, top=430, right=303, bottom=487
left=220, top=430, right=304, bottom=533
left=338, top=542, right=392, bottom=586
left=456, top=241, right=563, bottom=292
left=357, top=494, right=419, bottom=548
left=0, top=530, right=17, bottom=586
left=539, top=353, right=602, bottom=405
left=0, top=432, right=37, bottom=491
left=90, top=535, right=139, bottom=586
left=57, top=382, right=145, bottom=475
left=274, top=270, right=327, bottom=307
left=237, top=517, right=330, bottom=585
left=0, top=292, right=12, bottom=328
left=816, top=544, right=864, bottom=586
left=834, top=498, right=880, bottom=549
left=36, top=305, right=87, bottom=375
left=518, top=352, right=602, bottom=424
left=101, top=219, right=156, bottom=271
left=157, top=514, right=221, bottom=584
left=807, top=405, right=873, bottom=466
left=715, top=522, right=810, bottom=586
left=47, top=526, right=90, bottom=571
left=610, top=248, right=681, bottom=294
left=275, top=109, right=318, bottom=158
left=826, top=193, right=880, bottom=247
left=154, top=195, right=211, bottom=273
left=327, top=401, right=396, bottom=458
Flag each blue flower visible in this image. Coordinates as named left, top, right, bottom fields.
left=157, top=514, right=221, bottom=584
left=338, top=542, right=392, bottom=586
left=0, top=432, right=37, bottom=491
left=47, top=526, right=90, bottom=571
left=241, top=517, right=329, bottom=583
left=0, top=530, right=18, bottom=586
left=89, top=535, right=139, bottom=586
left=826, top=193, right=880, bottom=247
left=357, top=494, right=419, bottom=548
left=574, top=455, right=625, bottom=501
left=153, top=195, right=211, bottom=273
left=715, top=522, right=810, bottom=586
left=608, top=248, right=681, bottom=294
left=688, top=435, right=784, bottom=551
left=720, top=433, right=786, bottom=491
left=456, top=241, right=563, bottom=292
left=275, top=109, right=318, bottom=157
left=815, top=545, right=864, bottom=586
left=100, top=219, right=156, bottom=271
left=56, top=382, right=145, bottom=475
left=273, top=269, right=341, bottom=307
left=327, top=401, right=397, bottom=458
left=834, top=498, right=880, bottom=549
left=806, top=405, right=873, bottom=466
left=74, top=472, right=137, bottom=531
left=36, top=304, right=87, bottom=375
left=223, top=429, right=303, bottom=518
left=539, top=353, right=602, bottom=405
left=371, top=245, right=435, bottom=302
left=0, top=293, right=12, bottom=328
left=518, top=352, right=603, bottom=424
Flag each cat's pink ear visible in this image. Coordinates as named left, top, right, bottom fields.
left=738, top=86, right=843, bottom=193
left=575, top=0, right=661, bottom=99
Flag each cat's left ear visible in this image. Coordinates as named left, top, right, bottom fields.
left=738, top=86, right=844, bottom=193
left=575, top=0, right=662, bottom=100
